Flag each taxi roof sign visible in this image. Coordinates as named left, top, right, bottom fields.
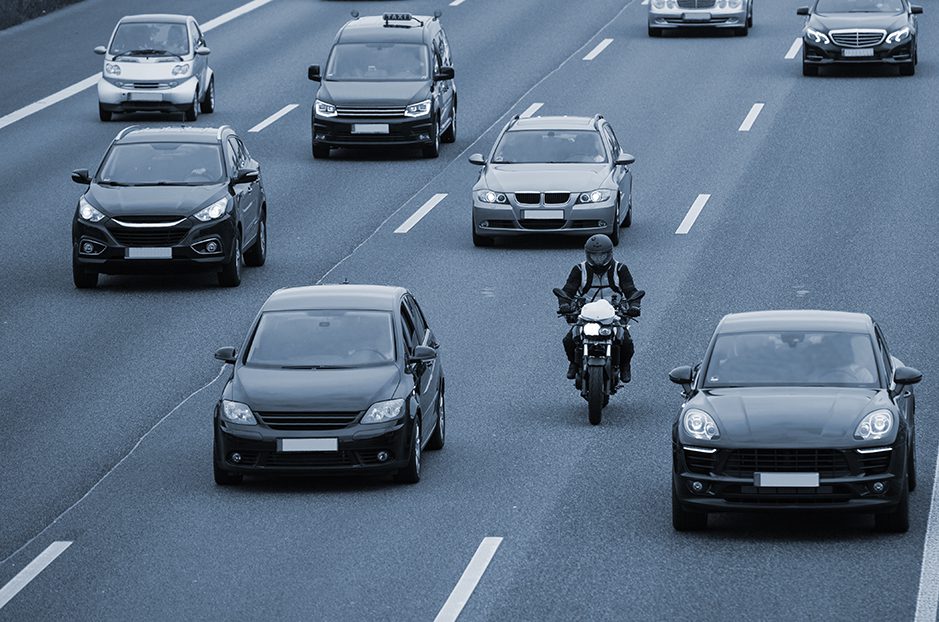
left=383, top=13, right=422, bottom=27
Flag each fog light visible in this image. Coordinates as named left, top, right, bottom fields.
left=82, top=242, right=94, bottom=254
left=230, top=452, right=242, bottom=463
left=419, top=133, right=430, bottom=141
left=598, top=221, right=607, bottom=228
left=376, top=451, right=389, bottom=463
left=481, top=221, right=489, bottom=227
left=192, top=238, right=223, bottom=255
left=872, top=482, right=886, bottom=494
left=691, top=481, right=704, bottom=493
left=206, top=241, right=218, bottom=253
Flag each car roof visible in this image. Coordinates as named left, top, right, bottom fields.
left=118, top=14, right=192, bottom=24
left=716, top=310, right=874, bottom=334
left=261, top=285, right=407, bottom=312
left=510, top=116, right=600, bottom=131
left=115, top=126, right=230, bottom=144
left=337, top=15, right=435, bottom=44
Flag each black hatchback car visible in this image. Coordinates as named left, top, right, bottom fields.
left=307, top=12, right=456, bottom=159
left=71, top=126, right=267, bottom=288
left=212, top=285, right=446, bottom=485
left=669, top=311, right=922, bottom=532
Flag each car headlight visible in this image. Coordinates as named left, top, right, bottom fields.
left=725, top=0, right=742, bottom=8
left=78, top=197, right=106, bottom=223
left=805, top=28, right=830, bottom=45
left=886, top=27, right=911, bottom=45
left=104, top=63, right=121, bottom=76
left=577, top=190, right=612, bottom=204
left=855, top=410, right=893, bottom=441
left=404, top=99, right=432, bottom=118
left=361, top=399, right=405, bottom=424
left=193, top=198, right=228, bottom=222
left=221, top=400, right=257, bottom=425
left=172, top=63, right=190, bottom=76
left=683, top=409, right=720, bottom=441
left=476, top=190, right=508, bottom=204
left=651, top=0, right=677, bottom=8
left=314, top=99, right=337, bottom=118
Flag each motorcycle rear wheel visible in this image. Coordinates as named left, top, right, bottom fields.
left=587, top=366, right=604, bottom=425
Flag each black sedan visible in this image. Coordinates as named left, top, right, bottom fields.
left=212, top=284, right=445, bottom=485
left=669, top=310, right=922, bottom=532
left=798, top=0, right=922, bottom=76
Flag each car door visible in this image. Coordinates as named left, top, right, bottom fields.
left=234, top=136, right=261, bottom=240
left=407, top=294, right=440, bottom=425
left=401, top=301, right=434, bottom=443
left=227, top=137, right=259, bottom=243
left=603, top=124, right=631, bottom=208
left=436, top=30, right=455, bottom=126
left=431, top=39, right=452, bottom=131
left=876, top=325, right=913, bottom=430
left=190, top=20, right=208, bottom=95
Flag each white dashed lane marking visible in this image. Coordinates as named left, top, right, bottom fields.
left=675, top=194, right=711, bottom=235
left=738, top=103, right=765, bottom=132
left=395, top=194, right=448, bottom=234
left=583, top=38, right=614, bottom=61
left=248, top=104, right=298, bottom=133
left=434, top=537, right=503, bottom=622
left=519, top=102, right=544, bottom=118
left=0, top=542, right=72, bottom=611
left=785, top=37, right=804, bottom=60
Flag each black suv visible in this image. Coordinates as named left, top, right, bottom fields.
left=71, top=126, right=267, bottom=288
left=307, top=12, right=457, bottom=159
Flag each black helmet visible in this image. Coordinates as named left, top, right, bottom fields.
left=584, top=234, right=613, bottom=270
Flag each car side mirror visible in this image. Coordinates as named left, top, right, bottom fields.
left=234, top=168, right=260, bottom=184
left=434, top=66, right=455, bottom=81
left=468, top=153, right=486, bottom=165
left=196, top=46, right=211, bottom=56
left=911, top=5, right=923, bottom=14
left=214, top=346, right=237, bottom=364
left=94, top=45, right=107, bottom=55
left=409, top=345, right=437, bottom=364
left=669, top=365, right=695, bottom=395
left=71, top=168, right=91, bottom=184
left=894, top=366, right=923, bottom=386
left=796, top=7, right=810, bottom=15
left=615, top=153, right=636, bottom=166
left=308, top=64, right=321, bottom=82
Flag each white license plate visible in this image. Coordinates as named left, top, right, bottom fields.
left=843, top=48, right=874, bottom=58
left=126, top=247, right=172, bottom=259
left=683, top=12, right=711, bottom=22
left=523, top=209, right=565, bottom=220
left=278, top=438, right=338, bottom=453
left=129, top=92, right=163, bottom=101
left=754, top=472, right=820, bottom=488
left=352, top=124, right=389, bottom=134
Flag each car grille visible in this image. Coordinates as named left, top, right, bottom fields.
left=857, top=451, right=892, bottom=475
left=262, top=451, right=356, bottom=468
left=109, top=228, right=189, bottom=247
left=336, top=106, right=406, bottom=118
left=830, top=29, right=886, bottom=48
left=519, top=219, right=566, bottom=230
left=683, top=449, right=717, bottom=474
left=677, top=0, right=716, bottom=8
left=256, top=412, right=360, bottom=431
left=544, top=192, right=571, bottom=204
left=514, top=192, right=541, bottom=205
left=722, top=448, right=851, bottom=478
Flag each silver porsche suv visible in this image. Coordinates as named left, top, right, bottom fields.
left=469, top=115, right=635, bottom=247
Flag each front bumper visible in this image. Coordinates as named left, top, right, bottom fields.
left=803, top=37, right=914, bottom=65
left=313, top=112, right=435, bottom=148
left=97, top=76, right=197, bottom=111
left=472, top=198, right=616, bottom=239
left=648, top=8, right=746, bottom=29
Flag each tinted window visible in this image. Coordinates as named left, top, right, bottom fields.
left=704, top=331, right=880, bottom=388
left=246, top=310, right=395, bottom=368
left=325, top=43, right=429, bottom=81
left=109, top=22, right=190, bottom=57
left=406, top=296, right=427, bottom=342
left=815, top=0, right=904, bottom=12
left=493, top=130, right=607, bottom=164
left=97, top=142, right=225, bottom=185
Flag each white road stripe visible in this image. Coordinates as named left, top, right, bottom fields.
left=0, top=0, right=273, bottom=132
left=785, top=37, right=803, bottom=60
left=519, top=102, right=543, bottom=119
left=434, top=537, right=503, bottom=622
left=583, top=38, right=614, bottom=61
left=675, top=194, right=711, bottom=234
left=915, top=453, right=939, bottom=621
left=737, top=103, right=764, bottom=132
left=248, top=104, right=298, bottom=133
left=0, top=542, right=72, bottom=610
left=394, top=193, right=448, bottom=234
left=449, top=0, right=467, bottom=5
left=642, top=0, right=650, bottom=4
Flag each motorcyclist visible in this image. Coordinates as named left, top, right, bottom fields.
left=559, top=234, right=641, bottom=382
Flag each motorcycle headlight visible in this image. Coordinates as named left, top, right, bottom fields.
left=78, top=197, right=106, bottom=223
left=855, top=410, right=893, bottom=441
left=886, top=27, right=911, bottom=45
left=193, top=198, right=228, bottom=222
left=404, top=99, right=432, bottom=118
left=315, top=99, right=337, bottom=118
left=172, top=63, right=191, bottom=76
left=805, top=28, right=830, bottom=45
left=577, top=190, right=612, bottom=204
left=104, top=63, right=121, bottom=76
left=599, top=327, right=613, bottom=336
left=221, top=400, right=257, bottom=425
left=683, top=409, right=720, bottom=441
left=476, top=190, right=508, bottom=204
left=361, top=399, right=405, bottom=424
left=583, top=322, right=601, bottom=337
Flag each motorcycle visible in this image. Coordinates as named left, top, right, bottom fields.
left=553, top=288, right=645, bottom=425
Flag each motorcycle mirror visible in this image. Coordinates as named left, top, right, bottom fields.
left=627, top=289, right=646, bottom=303
left=553, top=287, right=572, bottom=301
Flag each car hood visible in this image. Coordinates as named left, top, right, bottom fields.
left=809, top=12, right=908, bottom=33
left=687, top=387, right=895, bottom=447
left=480, top=164, right=610, bottom=193
left=105, top=58, right=190, bottom=81
left=85, top=183, right=227, bottom=217
left=317, top=80, right=430, bottom=107
left=231, top=364, right=402, bottom=413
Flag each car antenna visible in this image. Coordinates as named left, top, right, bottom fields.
left=341, top=277, right=350, bottom=285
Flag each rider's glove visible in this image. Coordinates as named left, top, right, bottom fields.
left=625, top=306, right=641, bottom=318
left=558, top=304, right=573, bottom=314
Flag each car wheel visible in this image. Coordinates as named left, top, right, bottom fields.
left=441, top=103, right=456, bottom=143
left=217, top=236, right=242, bottom=287
left=72, top=259, right=98, bottom=289
left=201, top=76, right=215, bottom=113
left=802, top=62, right=819, bottom=77
left=609, top=205, right=620, bottom=246
left=427, top=386, right=445, bottom=451
left=899, top=61, right=915, bottom=76
left=422, top=120, right=440, bottom=158
left=622, top=197, right=632, bottom=228
left=648, top=26, right=661, bottom=37
left=874, top=486, right=910, bottom=533
left=98, top=104, right=112, bottom=122
left=244, top=211, right=267, bottom=267
left=735, top=26, right=749, bottom=37
left=184, top=88, right=199, bottom=122
left=747, top=2, right=753, bottom=27
left=312, top=141, right=330, bottom=160
left=395, top=416, right=422, bottom=484
left=672, top=484, right=708, bottom=531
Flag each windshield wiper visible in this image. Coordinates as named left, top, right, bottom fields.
left=121, top=49, right=184, bottom=61
left=280, top=364, right=354, bottom=370
left=96, top=180, right=132, bottom=187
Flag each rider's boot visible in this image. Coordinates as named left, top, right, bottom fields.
left=620, top=364, right=631, bottom=384
left=566, top=362, right=578, bottom=380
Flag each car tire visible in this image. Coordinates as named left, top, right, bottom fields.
left=72, top=260, right=98, bottom=289
left=622, top=197, right=632, bottom=228
left=441, top=103, right=456, bottom=144
left=184, top=88, right=199, bottom=122
left=243, top=211, right=266, bottom=267
left=422, top=120, right=440, bottom=158
left=899, top=61, right=915, bottom=76
left=312, top=141, right=330, bottom=160
left=427, top=386, right=445, bottom=451
left=395, top=416, right=422, bottom=484
left=909, top=447, right=917, bottom=492
left=874, top=486, right=910, bottom=533
left=201, top=76, right=215, bottom=114
left=735, top=26, right=749, bottom=37
left=802, top=62, right=819, bottom=77
left=217, top=236, right=242, bottom=287
left=747, top=2, right=753, bottom=27
left=609, top=205, right=620, bottom=246
left=648, top=26, right=661, bottom=37
left=672, top=484, right=708, bottom=531
left=98, top=104, right=112, bottom=122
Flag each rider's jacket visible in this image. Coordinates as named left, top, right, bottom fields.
left=562, top=261, right=638, bottom=304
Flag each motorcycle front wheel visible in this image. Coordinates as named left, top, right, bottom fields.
left=587, top=366, right=604, bottom=425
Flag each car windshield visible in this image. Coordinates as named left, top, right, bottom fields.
left=97, top=143, right=225, bottom=186
left=109, top=22, right=190, bottom=57
left=492, top=130, right=607, bottom=164
left=246, top=310, right=396, bottom=368
left=325, top=43, right=429, bottom=81
left=814, top=0, right=904, bottom=13
left=704, top=331, right=881, bottom=388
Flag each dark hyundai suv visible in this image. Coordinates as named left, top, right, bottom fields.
left=71, top=126, right=267, bottom=288
left=307, top=12, right=457, bottom=159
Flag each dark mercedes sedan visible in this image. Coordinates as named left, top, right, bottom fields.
left=212, top=285, right=445, bottom=485
left=669, top=311, right=922, bottom=532
left=798, top=0, right=922, bottom=76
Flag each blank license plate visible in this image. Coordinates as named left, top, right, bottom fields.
left=755, top=472, right=819, bottom=488
left=843, top=48, right=874, bottom=58
left=524, top=209, right=564, bottom=220
left=352, top=124, right=389, bottom=134
left=126, top=247, right=172, bottom=259
left=129, top=92, right=163, bottom=101
left=683, top=12, right=711, bottom=21
left=278, top=438, right=338, bottom=452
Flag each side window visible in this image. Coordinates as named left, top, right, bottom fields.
left=874, top=326, right=893, bottom=382
left=194, top=23, right=206, bottom=47
left=223, top=139, right=238, bottom=175
left=235, top=137, right=252, bottom=163
left=400, top=304, right=417, bottom=352
left=405, top=295, right=427, bottom=342
left=189, top=23, right=199, bottom=54
left=439, top=30, right=452, bottom=65
left=602, top=125, right=620, bottom=157
left=431, top=43, right=441, bottom=73
left=226, top=137, right=244, bottom=171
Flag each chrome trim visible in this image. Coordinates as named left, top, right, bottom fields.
left=829, top=28, right=886, bottom=48
left=111, top=217, right=187, bottom=228
left=683, top=446, right=717, bottom=454
left=856, top=447, right=893, bottom=454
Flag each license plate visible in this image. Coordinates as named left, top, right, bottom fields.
left=843, top=48, right=874, bottom=58
left=278, top=438, right=338, bottom=453
left=754, top=472, right=819, bottom=488
left=352, top=124, right=389, bottom=134
left=523, top=209, right=564, bottom=220
left=126, top=247, right=172, bottom=259
left=129, top=92, right=163, bottom=101
left=683, top=12, right=711, bottom=22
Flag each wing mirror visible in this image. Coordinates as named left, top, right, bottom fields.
left=912, top=5, right=924, bottom=14
left=615, top=153, right=636, bottom=166
left=234, top=168, right=260, bottom=184
left=468, top=153, right=486, bottom=166
left=93, top=45, right=107, bottom=55
left=71, top=168, right=91, bottom=184
left=669, top=365, right=695, bottom=395
left=214, top=347, right=237, bottom=364
left=308, top=64, right=321, bottom=82
left=796, top=7, right=810, bottom=15
left=894, top=366, right=923, bottom=386
left=409, top=345, right=437, bottom=365
left=434, top=66, right=455, bottom=81
left=196, top=46, right=211, bottom=56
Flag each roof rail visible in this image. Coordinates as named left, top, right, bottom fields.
left=115, top=125, right=141, bottom=140
left=216, top=124, right=232, bottom=140
left=592, top=113, right=604, bottom=129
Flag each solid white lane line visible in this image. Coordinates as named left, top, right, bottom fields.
left=449, top=0, right=466, bottom=5
left=737, top=103, right=765, bottom=132
left=248, top=104, right=298, bottom=133
left=915, top=452, right=939, bottom=622
left=0, top=542, right=72, bottom=610
left=785, top=37, right=803, bottom=60
left=519, top=102, right=544, bottom=119
left=675, top=194, right=711, bottom=234
left=583, top=38, right=614, bottom=61
left=434, top=537, right=503, bottom=622
left=0, top=0, right=273, bottom=132
left=394, top=194, right=448, bottom=234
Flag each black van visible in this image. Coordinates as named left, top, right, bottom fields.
left=307, top=12, right=457, bottom=159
